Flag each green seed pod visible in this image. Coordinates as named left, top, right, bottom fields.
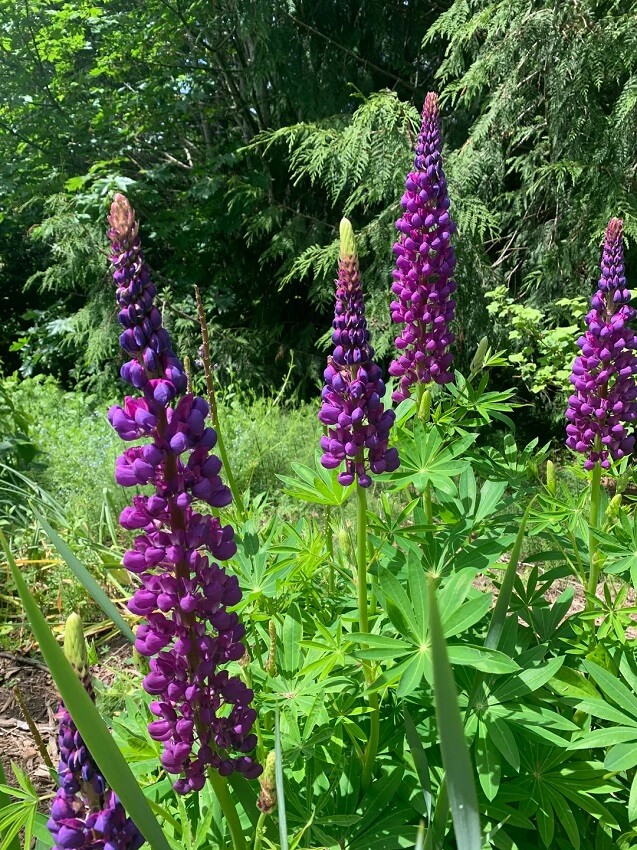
left=265, top=620, right=277, bottom=678
left=545, top=460, right=557, bottom=496
left=63, top=612, right=91, bottom=693
left=336, top=526, right=349, bottom=554
left=418, top=388, right=432, bottom=423
left=470, top=335, right=489, bottom=373
left=257, top=751, right=277, bottom=814
left=132, top=646, right=150, bottom=675
left=604, top=493, right=622, bottom=527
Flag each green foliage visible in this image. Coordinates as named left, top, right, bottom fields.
left=426, top=0, right=637, bottom=301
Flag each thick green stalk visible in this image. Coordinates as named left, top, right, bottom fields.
left=357, top=484, right=380, bottom=790
left=207, top=769, right=247, bottom=850
left=195, top=286, right=246, bottom=521
left=586, top=455, right=603, bottom=607
left=357, top=484, right=369, bottom=634
left=424, top=485, right=433, bottom=526
left=253, top=812, right=268, bottom=850
left=326, top=505, right=334, bottom=593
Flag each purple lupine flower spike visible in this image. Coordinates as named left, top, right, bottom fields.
left=48, top=614, right=144, bottom=850
left=107, top=194, right=260, bottom=793
left=389, top=92, right=457, bottom=402
left=319, top=218, right=399, bottom=487
left=566, top=218, right=637, bottom=470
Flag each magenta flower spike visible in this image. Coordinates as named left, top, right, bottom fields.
left=107, top=194, right=260, bottom=793
left=318, top=218, right=399, bottom=487
left=566, top=218, right=637, bottom=469
left=48, top=614, right=144, bottom=850
left=388, top=92, right=457, bottom=402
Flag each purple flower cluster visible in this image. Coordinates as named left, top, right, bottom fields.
left=48, top=614, right=142, bottom=850
left=566, top=218, right=637, bottom=469
left=108, top=194, right=260, bottom=793
left=48, top=707, right=144, bottom=850
left=389, top=92, right=457, bottom=402
left=319, top=218, right=399, bottom=487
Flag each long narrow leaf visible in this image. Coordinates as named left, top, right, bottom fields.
left=0, top=531, right=170, bottom=850
left=33, top=508, right=134, bottom=643
left=428, top=576, right=481, bottom=850
left=485, top=500, right=534, bottom=650
left=275, top=708, right=289, bottom=850
left=404, top=705, right=433, bottom=820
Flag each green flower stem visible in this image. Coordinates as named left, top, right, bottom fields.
left=357, top=484, right=369, bottom=634
left=424, top=484, right=433, bottom=526
left=195, top=285, right=246, bottom=521
left=253, top=812, right=268, bottom=850
left=326, top=505, right=334, bottom=593
left=586, top=452, right=603, bottom=608
left=357, top=483, right=380, bottom=790
left=207, top=768, right=247, bottom=850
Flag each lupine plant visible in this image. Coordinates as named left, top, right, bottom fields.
left=2, top=93, right=637, bottom=850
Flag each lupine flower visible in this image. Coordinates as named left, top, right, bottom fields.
left=319, top=218, right=399, bottom=487
left=48, top=614, right=144, bottom=850
left=107, top=194, right=260, bottom=793
left=566, top=217, right=637, bottom=469
left=389, top=92, right=457, bottom=402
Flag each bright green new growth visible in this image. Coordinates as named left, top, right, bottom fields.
left=63, top=612, right=90, bottom=684
left=339, top=217, right=356, bottom=260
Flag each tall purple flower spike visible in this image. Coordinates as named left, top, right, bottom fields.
left=389, top=92, right=457, bottom=402
left=107, top=194, right=260, bottom=793
left=319, top=218, right=399, bottom=487
left=566, top=218, right=637, bottom=470
left=48, top=614, right=144, bottom=850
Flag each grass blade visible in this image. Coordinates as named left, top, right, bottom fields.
left=428, top=576, right=481, bottom=850
left=33, top=507, right=134, bottom=643
left=0, top=530, right=171, bottom=850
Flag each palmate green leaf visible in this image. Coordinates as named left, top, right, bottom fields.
left=0, top=532, right=171, bottom=850
left=428, top=577, right=481, bottom=850
left=33, top=508, right=134, bottom=643
left=277, top=458, right=355, bottom=506
left=389, top=422, right=475, bottom=495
